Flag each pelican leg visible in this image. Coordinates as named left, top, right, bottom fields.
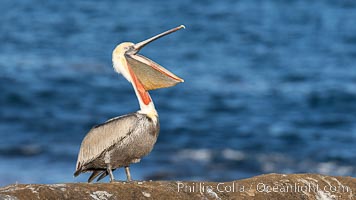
left=107, top=164, right=115, bottom=182
left=125, top=166, right=132, bottom=181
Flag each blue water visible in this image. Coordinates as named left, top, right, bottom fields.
left=1, top=0, right=356, bottom=185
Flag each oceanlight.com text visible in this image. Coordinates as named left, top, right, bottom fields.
left=177, top=182, right=351, bottom=194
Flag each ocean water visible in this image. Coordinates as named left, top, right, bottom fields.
left=0, top=0, right=356, bottom=185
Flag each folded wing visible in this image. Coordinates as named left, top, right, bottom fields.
left=75, top=113, right=138, bottom=174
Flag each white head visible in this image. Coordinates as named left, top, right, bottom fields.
left=112, top=42, right=135, bottom=83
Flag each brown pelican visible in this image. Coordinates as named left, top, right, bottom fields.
left=74, top=25, right=185, bottom=182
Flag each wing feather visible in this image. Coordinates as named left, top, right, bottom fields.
left=76, top=113, right=139, bottom=171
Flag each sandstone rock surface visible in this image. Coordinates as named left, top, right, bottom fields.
left=0, top=173, right=354, bottom=200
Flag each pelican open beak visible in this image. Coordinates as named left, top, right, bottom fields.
left=124, top=25, right=185, bottom=91
left=130, top=25, right=185, bottom=55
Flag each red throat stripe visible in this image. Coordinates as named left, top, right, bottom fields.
left=127, top=63, right=152, bottom=105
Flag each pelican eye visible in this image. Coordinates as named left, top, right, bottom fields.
left=124, top=46, right=135, bottom=54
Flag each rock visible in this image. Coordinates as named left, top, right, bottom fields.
left=0, top=174, right=354, bottom=200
